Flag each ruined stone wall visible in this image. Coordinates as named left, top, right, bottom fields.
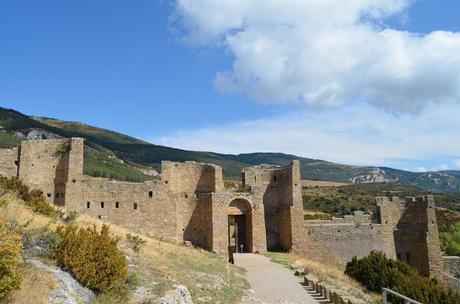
left=243, top=161, right=305, bottom=251
left=17, top=138, right=83, bottom=205
left=65, top=176, right=179, bottom=240
left=395, top=196, right=443, bottom=278
left=304, top=196, right=444, bottom=280
left=162, top=161, right=224, bottom=194
left=176, top=193, right=213, bottom=250
left=443, top=256, right=460, bottom=291
left=444, top=256, right=460, bottom=276
left=0, top=147, right=18, bottom=178
left=305, top=220, right=390, bottom=264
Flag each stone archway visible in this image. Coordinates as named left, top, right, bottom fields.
left=228, top=198, right=253, bottom=253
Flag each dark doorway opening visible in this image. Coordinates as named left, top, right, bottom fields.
left=228, top=215, right=248, bottom=253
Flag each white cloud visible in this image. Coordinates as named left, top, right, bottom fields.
left=174, top=0, right=460, bottom=112
left=453, top=160, right=460, bottom=169
left=156, top=102, right=460, bottom=166
left=431, top=164, right=449, bottom=171
left=414, top=167, right=427, bottom=173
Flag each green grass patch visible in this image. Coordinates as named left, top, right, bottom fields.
left=0, top=131, right=20, bottom=148
left=263, top=251, right=291, bottom=268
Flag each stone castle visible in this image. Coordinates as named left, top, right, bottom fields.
left=0, top=138, right=446, bottom=281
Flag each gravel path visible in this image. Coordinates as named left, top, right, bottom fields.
left=234, top=254, right=324, bottom=304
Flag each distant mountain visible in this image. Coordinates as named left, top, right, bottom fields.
left=1, top=107, right=459, bottom=192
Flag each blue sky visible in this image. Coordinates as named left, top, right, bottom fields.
left=1, top=0, right=460, bottom=171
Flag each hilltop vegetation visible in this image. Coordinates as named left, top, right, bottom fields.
left=2, top=107, right=460, bottom=191
left=303, top=182, right=460, bottom=215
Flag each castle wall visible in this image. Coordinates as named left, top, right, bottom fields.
left=209, top=192, right=267, bottom=253
left=0, top=147, right=18, bottom=178
left=65, top=176, right=178, bottom=240
left=305, top=214, right=393, bottom=264
left=304, top=196, right=444, bottom=281
left=443, top=256, right=460, bottom=291
left=243, top=161, right=305, bottom=251
left=176, top=193, right=213, bottom=250
left=10, top=137, right=444, bottom=281
left=162, top=161, right=224, bottom=193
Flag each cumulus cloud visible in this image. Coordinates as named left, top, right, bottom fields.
left=156, top=102, right=460, bottom=166
left=173, top=0, right=460, bottom=112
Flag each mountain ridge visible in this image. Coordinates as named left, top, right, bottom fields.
left=1, top=107, right=459, bottom=192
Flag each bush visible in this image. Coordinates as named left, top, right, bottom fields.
left=22, top=226, right=61, bottom=259
left=0, top=176, right=54, bottom=216
left=55, top=224, right=127, bottom=293
left=440, top=222, right=460, bottom=256
left=0, top=224, right=22, bottom=300
left=126, top=233, right=146, bottom=253
left=345, top=251, right=460, bottom=304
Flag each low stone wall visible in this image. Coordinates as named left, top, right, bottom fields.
left=443, top=256, right=460, bottom=276
left=443, top=256, right=460, bottom=292
left=305, top=221, right=394, bottom=264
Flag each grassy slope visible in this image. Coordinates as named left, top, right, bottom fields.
left=0, top=193, right=248, bottom=303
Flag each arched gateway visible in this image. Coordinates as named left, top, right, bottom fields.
left=228, top=198, right=253, bottom=253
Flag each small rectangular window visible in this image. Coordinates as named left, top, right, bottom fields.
left=115, top=202, right=119, bottom=208
left=87, top=202, right=90, bottom=209
left=101, top=202, right=104, bottom=208
left=47, top=193, right=51, bottom=198
left=406, top=252, right=410, bottom=263
left=133, top=203, right=138, bottom=210
left=274, top=176, right=277, bottom=182
left=149, top=191, right=153, bottom=198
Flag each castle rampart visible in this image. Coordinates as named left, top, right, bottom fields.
left=0, top=137, right=445, bottom=281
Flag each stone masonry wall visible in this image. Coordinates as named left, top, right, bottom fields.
left=242, top=161, right=305, bottom=252
left=18, top=139, right=78, bottom=205
left=209, top=192, right=267, bottom=253
left=0, top=147, right=18, bottom=178
left=304, top=196, right=444, bottom=281
left=162, top=161, right=224, bottom=194
left=65, top=176, right=178, bottom=240
left=306, top=221, right=394, bottom=264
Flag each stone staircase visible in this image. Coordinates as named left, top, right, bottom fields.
left=303, top=274, right=368, bottom=304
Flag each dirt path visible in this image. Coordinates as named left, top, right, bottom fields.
left=234, top=254, right=324, bottom=304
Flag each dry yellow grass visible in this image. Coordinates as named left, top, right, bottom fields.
left=3, top=262, right=58, bottom=304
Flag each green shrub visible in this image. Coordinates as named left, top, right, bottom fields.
left=126, top=233, right=146, bottom=253
left=345, top=251, right=460, bottom=304
left=0, top=176, right=54, bottom=216
left=0, top=198, right=7, bottom=208
left=22, top=226, right=61, bottom=259
left=55, top=224, right=127, bottom=293
left=63, top=210, right=79, bottom=224
left=0, top=224, right=22, bottom=300
left=304, top=213, right=333, bottom=220
left=440, top=222, right=460, bottom=256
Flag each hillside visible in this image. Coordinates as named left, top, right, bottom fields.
left=303, top=182, right=460, bottom=215
left=1, top=107, right=460, bottom=192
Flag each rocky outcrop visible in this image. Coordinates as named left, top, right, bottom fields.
left=160, top=285, right=193, bottom=304
left=26, top=259, right=94, bottom=304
